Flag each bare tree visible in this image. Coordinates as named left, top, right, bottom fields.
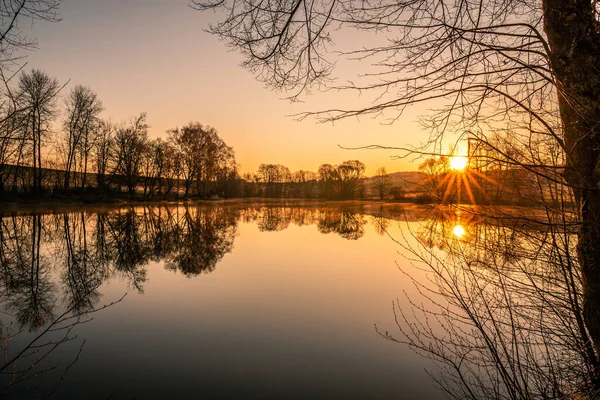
left=94, top=119, right=116, bottom=195
left=160, top=140, right=181, bottom=197
left=16, top=69, right=60, bottom=194
left=61, top=85, right=103, bottom=192
left=372, top=167, right=391, bottom=200
left=258, top=164, right=278, bottom=197
left=257, top=163, right=291, bottom=197
left=141, top=138, right=174, bottom=198
left=0, top=1, right=61, bottom=197
left=316, top=161, right=365, bottom=199
left=291, top=169, right=317, bottom=198
left=164, top=122, right=238, bottom=199
left=0, top=0, right=61, bottom=69
left=0, top=101, right=28, bottom=195
left=113, top=113, right=148, bottom=198
left=170, top=123, right=200, bottom=197
left=318, top=163, right=338, bottom=199
left=192, top=0, right=600, bottom=395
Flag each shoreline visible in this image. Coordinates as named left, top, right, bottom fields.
left=0, top=198, right=553, bottom=228
left=0, top=197, right=412, bottom=212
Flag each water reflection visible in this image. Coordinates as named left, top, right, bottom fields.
left=1, top=214, right=57, bottom=330
left=0, top=205, right=378, bottom=329
left=382, top=204, right=591, bottom=399
left=241, top=205, right=368, bottom=239
left=2, top=202, right=564, bottom=399
left=0, top=204, right=382, bottom=397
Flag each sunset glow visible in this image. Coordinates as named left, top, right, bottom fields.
left=449, top=156, right=469, bottom=171
left=452, top=225, right=466, bottom=238
left=0, top=0, right=596, bottom=399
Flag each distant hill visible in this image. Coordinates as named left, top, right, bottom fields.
left=387, top=171, right=427, bottom=192
left=363, top=171, right=427, bottom=194
left=363, top=167, right=561, bottom=206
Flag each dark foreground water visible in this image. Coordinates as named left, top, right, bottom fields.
left=0, top=203, right=444, bottom=399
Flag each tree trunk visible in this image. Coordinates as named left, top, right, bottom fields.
left=36, top=112, right=43, bottom=195
left=82, top=148, right=88, bottom=194
left=12, top=149, right=22, bottom=192
left=82, top=123, right=93, bottom=194
left=543, top=0, right=600, bottom=379
left=64, top=162, right=71, bottom=192
left=31, top=114, right=37, bottom=194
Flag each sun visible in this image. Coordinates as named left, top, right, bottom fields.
left=452, top=225, right=466, bottom=238
left=449, top=156, right=469, bottom=171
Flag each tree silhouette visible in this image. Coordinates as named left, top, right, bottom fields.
left=372, top=167, right=391, bottom=200
left=60, top=85, right=103, bottom=192
left=17, top=69, right=60, bottom=194
left=113, top=113, right=149, bottom=198
left=191, top=0, right=600, bottom=393
left=0, top=1, right=60, bottom=68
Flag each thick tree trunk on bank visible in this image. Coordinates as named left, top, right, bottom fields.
left=543, top=0, right=600, bottom=379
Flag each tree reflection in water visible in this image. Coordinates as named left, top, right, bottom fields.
left=240, top=205, right=368, bottom=239
left=165, top=206, right=238, bottom=275
left=0, top=203, right=377, bottom=396
left=2, top=214, right=56, bottom=331
left=1, top=204, right=373, bottom=306
left=1, top=202, right=593, bottom=398
left=380, top=204, right=594, bottom=399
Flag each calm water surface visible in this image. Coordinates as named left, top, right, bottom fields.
left=0, top=203, right=445, bottom=399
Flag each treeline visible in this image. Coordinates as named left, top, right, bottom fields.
left=0, top=69, right=238, bottom=200
left=0, top=69, right=392, bottom=202
left=240, top=160, right=369, bottom=200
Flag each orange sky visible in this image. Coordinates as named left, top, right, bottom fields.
left=24, top=0, right=439, bottom=175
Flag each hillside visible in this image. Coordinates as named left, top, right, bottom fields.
left=363, top=171, right=427, bottom=194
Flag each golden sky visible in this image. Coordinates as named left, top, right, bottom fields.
left=25, top=0, right=436, bottom=175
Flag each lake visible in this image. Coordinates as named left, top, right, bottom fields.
left=0, top=201, right=480, bottom=399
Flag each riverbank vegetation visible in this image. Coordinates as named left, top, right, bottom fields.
left=0, top=70, right=381, bottom=202
left=0, top=72, right=551, bottom=207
